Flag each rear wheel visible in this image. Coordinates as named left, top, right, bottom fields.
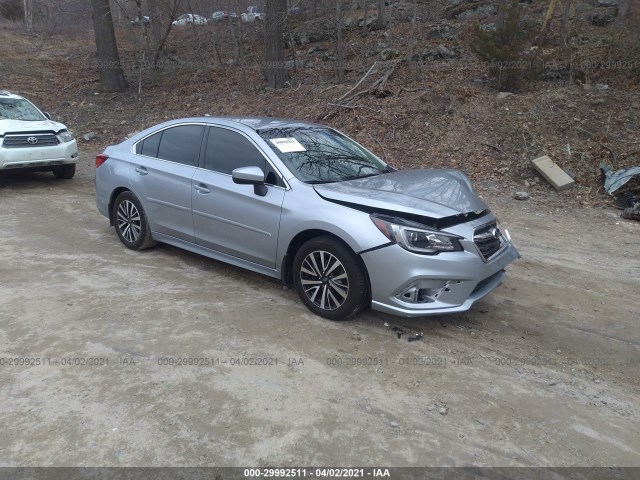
left=293, top=236, right=368, bottom=320
left=52, top=164, right=75, bottom=179
left=113, top=191, right=157, bottom=250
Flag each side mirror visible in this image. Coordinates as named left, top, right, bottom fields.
left=44, top=112, right=51, bottom=120
left=232, top=166, right=267, bottom=196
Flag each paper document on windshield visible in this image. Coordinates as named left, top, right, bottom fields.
left=270, top=138, right=306, bottom=153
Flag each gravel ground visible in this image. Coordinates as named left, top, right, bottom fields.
left=0, top=156, right=639, bottom=466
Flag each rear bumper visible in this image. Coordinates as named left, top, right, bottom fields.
left=361, top=241, right=520, bottom=317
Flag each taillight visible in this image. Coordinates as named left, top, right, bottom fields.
left=95, top=154, right=109, bottom=168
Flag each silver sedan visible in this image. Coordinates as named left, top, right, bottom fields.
left=95, top=117, right=519, bottom=320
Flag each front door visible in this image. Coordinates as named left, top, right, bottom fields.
left=192, top=126, right=285, bottom=267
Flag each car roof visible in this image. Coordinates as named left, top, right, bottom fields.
left=123, top=116, right=328, bottom=148
left=152, top=116, right=323, bottom=132
left=220, top=116, right=324, bottom=132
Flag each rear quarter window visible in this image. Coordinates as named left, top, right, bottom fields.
left=136, top=131, right=161, bottom=157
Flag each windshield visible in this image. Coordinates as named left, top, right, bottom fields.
left=0, top=98, right=45, bottom=121
left=258, top=127, right=389, bottom=183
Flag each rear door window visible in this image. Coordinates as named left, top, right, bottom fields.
left=136, top=125, right=204, bottom=165
left=157, top=125, right=205, bottom=166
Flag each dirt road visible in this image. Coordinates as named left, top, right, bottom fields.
left=1, top=157, right=639, bottom=466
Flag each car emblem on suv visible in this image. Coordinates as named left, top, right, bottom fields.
left=27, top=136, right=39, bottom=145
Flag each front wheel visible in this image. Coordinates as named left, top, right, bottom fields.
left=52, top=164, right=75, bottom=179
left=113, top=191, right=157, bottom=250
left=293, top=237, right=368, bottom=320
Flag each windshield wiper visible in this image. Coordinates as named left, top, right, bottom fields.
left=306, top=180, right=336, bottom=185
left=340, top=172, right=384, bottom=182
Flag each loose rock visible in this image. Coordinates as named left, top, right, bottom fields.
left=437, top=44, right=456, bottom=59
left=514, top=191, right=530, bottom=201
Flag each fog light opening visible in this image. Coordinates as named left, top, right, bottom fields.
left=396, top=280, right=460, bottom=304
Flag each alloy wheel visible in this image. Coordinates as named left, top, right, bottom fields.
left=116, top=200, right=142, bottom=244
left=299, top=250, right=349, bottom=311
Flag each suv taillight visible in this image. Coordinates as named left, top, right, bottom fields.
left=96, top=154, right=109, bottom=168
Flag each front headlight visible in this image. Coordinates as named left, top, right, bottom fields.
left=57, top=130, right=75, bottom=143
left=371, top=215, right=463, bottom=255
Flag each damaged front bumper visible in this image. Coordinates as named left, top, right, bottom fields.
left=360, top=217, right=520, bottom=317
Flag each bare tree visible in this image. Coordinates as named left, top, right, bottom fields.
left=235, top=0, right=244, bottom=67
left=336, top=0, right=344, bottom=82
left=23, top=0, right=33, bottom=31
left=150, top=0, right=183, bottom=68
left=496, top=0, right=510, bottom=30
left=408, top=0, right=418, bottom=70
left=90, top=0, right=129, bottom=92
left=617, top=0, right=631, bottom=19
left=265, top=0, right=288, bottom=88
left=377, top=0, right=386, bottom=29
left=147, top=0, right=164, bottom=56
left=560, top=0, right=572, bottom=47
left=539, top=0, right=558, bottom=46
left=362, top=0, right=368, bottom=36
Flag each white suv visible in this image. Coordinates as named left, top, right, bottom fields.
left=0, top=90, right=78, bottom=179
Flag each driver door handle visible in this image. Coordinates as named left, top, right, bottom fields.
left=134, top=167, right=148, bottom=176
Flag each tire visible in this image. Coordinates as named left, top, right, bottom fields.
left=113, top=191, right=157, bottom=250
left=292, top=236, right=368, bottom=320
left=52, top=164, right=76, bottom=179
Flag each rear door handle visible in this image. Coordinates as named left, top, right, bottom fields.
left=135, top=167, right=148, bottom=176
left=193, top=184, right=211, bottom=194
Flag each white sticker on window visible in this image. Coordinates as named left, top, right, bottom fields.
left=269, top=137, right=306, bottom=153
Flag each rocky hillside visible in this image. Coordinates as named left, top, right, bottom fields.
left=1, top=0, right=638, bottom=205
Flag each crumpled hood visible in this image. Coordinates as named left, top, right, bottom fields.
left=0, top=119, right=67, bottom=136
left=314, top=169, right=487, bottom=219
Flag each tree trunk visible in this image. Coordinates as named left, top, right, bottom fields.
left=23, top=0, right=33, bottom=31
left=336, top=0, right=344, bottom=82
left=151, top=0, right=182, bottom=69
left=377, top=0, right=386, bottom=29
left=617, top=0, right=631, bottom=19
left=560, top=0, right=572, bottom=47
left=363, top=0, right=368, bottom=36
left=539, top=0, right=558, bottom=46
left=495, top=0, right=510, bottom=30
left=265, top=0, right=288, bottom=89
left=91, top=0, right=128, bottom=92
left=408, top=0, right=417, bottom=70
left=147, top=0, right=163, bottom=56
left=235, top=0, right=244, bottom=67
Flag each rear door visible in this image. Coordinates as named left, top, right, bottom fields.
left=130, top=123, right=205, bottom=242
left=191, top=126, right=286, bottom=267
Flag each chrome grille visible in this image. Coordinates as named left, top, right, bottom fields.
left=2, top=133, right=59, bottom=148
left=474, top=223, right=502, bottom=260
